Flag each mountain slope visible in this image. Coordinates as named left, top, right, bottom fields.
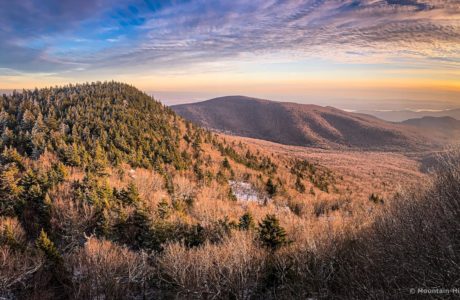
left=172, top=96, right=437, bottom=151
left=402, top=116, right=460, bottom=141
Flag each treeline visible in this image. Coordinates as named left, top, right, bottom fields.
left=0, top=82, right=188, bottom=171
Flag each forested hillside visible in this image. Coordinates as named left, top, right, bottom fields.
left=1, top=82, right=457, bottom=299
left=0, top=82, right=338, bottom=299
left=1, top=81, right=190, bottom=170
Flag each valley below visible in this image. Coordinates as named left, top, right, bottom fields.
left=226, top=134, right=429, bottom=202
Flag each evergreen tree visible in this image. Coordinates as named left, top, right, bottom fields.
left=36, top=229, right=61, bottom=263
left=116, top=182, right=141, bottom=205
left=258, top=214, right=288, bottom=251
left=185, top=223, right=206, bottom=248
left=63, top=143, right=81, bottom=166
left=239, top=212, right=255, bottom=230
left=222, top=157, right=231, bottom=169
left=295, top=176, right=306, bottom=193
left=265, top=178, right=277, bottom=196
left=1, top=147, right=24, bottom=170
left=0, top=164, right=23, bottom=215
left=157, top=198, right=170, bottom=219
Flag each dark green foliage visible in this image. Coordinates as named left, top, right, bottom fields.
left=184, top=223, right=206, bottom=248
left=139, top=218, right=237, bottom=251
left=36, top=229, right=61, bottom=263
left=206, top=217, right=237, bottom=244
left=114, top=207, right=153, bottom=249
left=48, top=162, right=68, bottom=185
left=95, top=208, right=112, bottom=237
left=62, top=143, right=81, bottom=166
left=0, top=82, right=186, bottom=170
left=148, top=221, right=203, bottom=251
left=193, top=163, right=204, bottom=182
left=215, top=142, right=277, bottom=174
left=313, top=198, right=351, bottom=217
left=0, top=222, right=22, bottom=250
left=222, top=157, right=231, bottom=169
left=265, top=178, right=277, bottom=197
left=73, top=173, right=113, bottom=208
left=258, top=214, right=288, bottom=251
left=157, top=198, right=171, bottom=219
left=115, top=182, right=141, bottom=205
left=0, top=164, right=23, bottom=215
left=290, top=159, right=335, bottom=192
left=216, top=170, right=227, bottom=184
left=164, top=174, right=174, bottom=195
left=290, top=159, right=316, bottom=178
left=1, top=147, right=25, bottom=170
left=20, top=168, right=54, bottom=235
left=295, top=176, right=306, bottom=193
left=239, top=212, right=255, bottom=230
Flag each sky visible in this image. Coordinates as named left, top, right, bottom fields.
left=0, top=0, right=459, bottom=110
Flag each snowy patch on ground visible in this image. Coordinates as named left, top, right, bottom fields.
left=229, top=180, right=265, bottom=204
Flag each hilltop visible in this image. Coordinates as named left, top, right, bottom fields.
left=172, top=96, right=439, bottom=151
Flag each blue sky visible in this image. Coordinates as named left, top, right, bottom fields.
left=0, top=0, right=459, bottom=109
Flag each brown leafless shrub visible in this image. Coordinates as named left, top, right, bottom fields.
left=157, top=231, right=265, bottom=299
left=0, top=217, right=26, bottom=245
left=132, top=169, right=164, bottom=201
left=50, top=196, right=97, bottom=251
left=327, top=148, right=460, bottom=298
left=65, top=237, right=150, bottom=300
left=0, top=246, right=44, bottom=297
left=172, top=176, right=196, bottom=209
left=0, top=218, right=43, bottom=297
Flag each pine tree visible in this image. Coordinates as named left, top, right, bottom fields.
left=1, top=147, right=24, bottom=170
left=222, top=157, right=231, bottom=169
left=265, top=178, right=277, bottom=196
left=48, top=162, right=67, bottom=185
left=63, top=143, right=81, bottom=166
left=258, top=214, right=288, bottom=251
left=117, top=182, right=141, bottom=205
left=0, top=164, right=23, bottom=209
left=185, top=223, right=206, bottom=248
left=192, top=134, right=202, bottom=151
left=239, top=212, right=255, bottom=230
left=21, top=109, right=36, bottom=131
left=89, top=144, right=109, bottom=176
left=157, top=198, right=170, bottom=219
left=31, top=114, right=47, bottom=158
left=36, top=229, right=61, bottom=263
left=295, top=176, right=306, bottom=193
left=193, top=163, right=204, bottom=181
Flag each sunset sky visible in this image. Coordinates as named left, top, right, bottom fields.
left=1, top=0, right=459, bottom=109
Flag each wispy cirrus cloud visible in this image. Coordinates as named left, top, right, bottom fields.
left=0, top=1, right=459, bottom=77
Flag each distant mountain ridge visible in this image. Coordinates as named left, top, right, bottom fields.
left=402, top=116, right=460, bottom=141
left=357, top=108, right=460, bottom=122
left=172, top=96, right=441, bottom=151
